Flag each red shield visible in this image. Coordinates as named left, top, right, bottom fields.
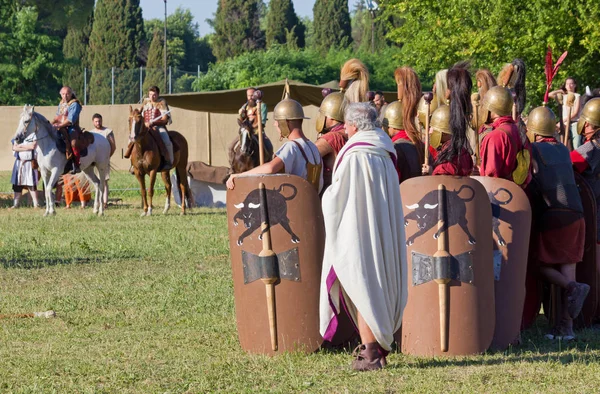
left=399, top=176, right=495, bottom=356
left=227, top=174, right=324, bottom=355
left=473, top=176, right=531, bottom=350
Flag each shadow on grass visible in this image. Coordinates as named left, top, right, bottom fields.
left=1, top=256, right=100, bottom=269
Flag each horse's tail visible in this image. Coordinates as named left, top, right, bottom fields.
left=276, top=183, right=298, bottom=201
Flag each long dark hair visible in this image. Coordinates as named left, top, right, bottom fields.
left=435, top=61, right=472, bottom=166
left=394, top=66, right=424, bottom=164
left=511, top=59, right=528, bottom=144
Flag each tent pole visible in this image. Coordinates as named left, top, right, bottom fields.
left=206, top=112, right=212, bottom=165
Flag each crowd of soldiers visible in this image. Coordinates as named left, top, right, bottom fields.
left=227, top=55, right=600, bottom=371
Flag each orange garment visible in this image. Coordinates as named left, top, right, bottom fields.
left=63, top=174, right=91, bottom=206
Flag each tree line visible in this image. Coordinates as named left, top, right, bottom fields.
left=1, top=0, right=599, bottom=110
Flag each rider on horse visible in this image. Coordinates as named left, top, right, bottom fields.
left=52, top=86, right=84, bottom=174
left=125, top=85, right=173, bottom=170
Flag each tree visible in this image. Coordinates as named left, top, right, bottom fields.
left=144, top=7, right=215, bottom=72
left=0, top=3, right=63, bottom=105
left=143, top=30, right=164, bottom=93
left=351, top=0, right=386, bottom=53
left=62, top=12, right=93, bottom=101
left=209, top=0, right=265, bottom=61
left=88, top=0, right=145, bottom=104
left=266, top=0, right=305, bottom=49
left=312, top=0, right=352, bottom=53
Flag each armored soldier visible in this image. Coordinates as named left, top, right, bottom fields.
left=227, top=98, right=322, bottom=192
left=383, top=101, right=436, bottom=183
left=528, top=105, right=589, bottom=340
left=314, top=91, right=348, bottom=192
left=479, top=86, right=531, bottom=188
left=139, top=86, right=173, bottom=169
left=52, top=86, right=83, bottom=174
left=427, top=62, right=474, bottom=176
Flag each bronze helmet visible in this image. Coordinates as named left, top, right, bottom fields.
left=274, top=98, right=309, bottom=138
left=577, top=98, right=600, bottom=135
left=382, top=101, right=403, bottom=134
left=429, top=105, right=450, bottom=149
left=316, top=91, right=346, bottom=133
left=417, top=95, right=439, bottom=129
left=526, top=106, right=557, bottom=141
left=482, top=86, right=513, bottom=117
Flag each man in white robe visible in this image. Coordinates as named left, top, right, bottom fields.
left=320, top=102, right=408, bottom=371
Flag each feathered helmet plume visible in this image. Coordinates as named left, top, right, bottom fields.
left=544, top=46, right=568, bottom=104
left=340, top=58, right=370, bottom=103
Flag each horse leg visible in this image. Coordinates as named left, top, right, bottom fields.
left=45, top=168, right=60, bottom=216
left=175, top=165, right=190, bottom=215
left=136, top=171, right=148, bottom=216
left=83, top=167, right=103, bottom=216
left=148, top=170, right=158, bottom=216
left=161, top=170, right=172, bottom=214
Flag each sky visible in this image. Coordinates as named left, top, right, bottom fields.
left=138, top=0, right=356, bottom=37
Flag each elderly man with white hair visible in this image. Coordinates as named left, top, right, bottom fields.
left=319, top=102, right=408, bottom=371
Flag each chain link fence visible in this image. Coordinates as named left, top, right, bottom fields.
left=79, top=67, right=202, bottom=106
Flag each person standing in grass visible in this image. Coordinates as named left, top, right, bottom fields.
left=91, top=113, right=116, bottom=208
left=320, top=102, right=407, bottom=371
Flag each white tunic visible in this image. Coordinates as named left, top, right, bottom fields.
left=319, top=128, right=408, bottom=350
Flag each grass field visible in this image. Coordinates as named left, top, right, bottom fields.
left=1, top=171, right=600, bottom=392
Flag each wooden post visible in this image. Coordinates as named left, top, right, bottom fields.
left=206, top=112, right=212, bottom=165
left=472, top=92, right=481, bottom=167
left=433, top=184, right=451, bottom=352
left=564, top=92, right=575, bottom=149
left=254, top=90, right=265, bottom=165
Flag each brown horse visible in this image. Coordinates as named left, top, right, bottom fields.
left=128, top=106, right=192, bottom=216
left=228, top=118, right=274, bottom=174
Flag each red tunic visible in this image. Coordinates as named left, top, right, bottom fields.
left=390, top=130, right=438, bottom=160
left=479, top=116, right=531, bottom=187
left=319, top=123, right=348, bottom=186
left=432, top=141, right=473, bottom=176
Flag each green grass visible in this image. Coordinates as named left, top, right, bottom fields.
left=1, top=171, right=600, bottom=392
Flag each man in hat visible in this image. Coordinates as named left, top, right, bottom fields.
left=315, top=91, right=347, bottom=192
left=227, top=97, right=323, bottom=192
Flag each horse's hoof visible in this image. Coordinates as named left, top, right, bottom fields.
left=140, top=211, right=147, bottom=217
left=180, top=211, right=185, bottom=216
left=43, top=211, right=49, bottom=217
left=163, top=209, right=169, bottom=215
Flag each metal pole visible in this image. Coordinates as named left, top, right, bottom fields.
left=83, top=67, right=87, bottom=106
left=111, top=66, right=115, bottom=105
left=164, top=0, right=168, bottom=93
left=139, top=66, right=143, bottom=103
left=169, top=66, right=172, bottom=94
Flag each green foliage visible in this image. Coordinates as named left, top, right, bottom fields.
left=380, top=0, right=600, bottom=111
left=88, top=0, right=145, bottom=104
left=62, top=13, right=93, bottom=100
left=351, top=0, right=387, bottom=53
left=312, top=0, right=352, bottom=53
left=23, top=0, right=94, bottom=33
left=192, top=45, right=401, bottom=92
left=143, top=30, right=165, bottom=94
left=144, top=7, right=214, bottom=72
left=266, top=0, right=305, bottom=49
left=0, top=3, right=63, bottom=105
left=210, top=0, right=265, bottom=62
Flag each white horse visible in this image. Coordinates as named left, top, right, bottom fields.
left=14, top=105, right=111, bottom=216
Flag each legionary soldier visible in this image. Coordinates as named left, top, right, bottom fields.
left=425, top=62, right=474, bottom=176
left=571, top=98, right=600, bottom=264
left=479, top=85, right=531, bottom=188
left=52, top=86, right=83, bottom=174
left=227, top=97, right=323, bottom=192
left=527, top=105, right=589, bottom=340
left=315, top=91, right=348, bottom=192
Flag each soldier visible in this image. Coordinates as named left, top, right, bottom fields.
left=425, top=62, right=474, bottom=176
left=527, top=105, right=589, bottom=340
left=479, top=85, right=531, bottom=188
left=570, top=98, right=600, bottom=265
left=373, top=90, right=388, bottom=118
left=239, top=87, right=267, bottom=127
left=339, top=58, right=369, bottom=103
left=320, top=102, right=406, bottom=371
left=226, top=98, right=322, bottom=192
left=52, top=86, right=83, bottom=174
left=315, top=91, right=348, bottom=192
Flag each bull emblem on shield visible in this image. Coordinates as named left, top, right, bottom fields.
left=404, top=185, right=477, bottom=246
left=232, top=183, right=299, bottom=246
left=488, top=188, right=513, bottom=246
